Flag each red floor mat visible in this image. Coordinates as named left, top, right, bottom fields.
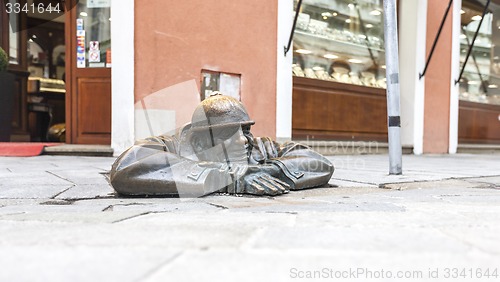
left=0, top=143, right=60, bottom=157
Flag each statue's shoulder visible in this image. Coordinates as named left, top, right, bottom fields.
left=251, top=137, right=310, bottom=159
left=278, top=141, right=310, bottom=155
left=134, top=134, right=179, bottom=152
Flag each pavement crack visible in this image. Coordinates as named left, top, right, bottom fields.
left=135, top=252, right=183, bottom=282
left=6, top=168, right=12, bottom=173
left=207, top=202, right=229, bottom=210
left=112, top=211, right=164, bottom=223
left=50, top=186, right=75, bottom=199
left=102, top=205, right=113, bottom=212
left=264, top=211, right=298, bottom=215
left=332, top=177, right=378, bottom=186
left=40, top=199, right=74, bottom=205
left=60, top=195, right=116, bottom=202
left=46, top=170, right=76, bottom=185
left=102, top=202, right=153, bottom=212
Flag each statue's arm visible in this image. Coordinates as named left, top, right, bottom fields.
left=266, top=141, right=334, bottom=190
left=109, top=137, right=231, bottom=196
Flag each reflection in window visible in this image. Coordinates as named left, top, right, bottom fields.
left=460, top=1, right=500, bottom=105
left=8, top=0, right=19, bottom=65
left=292, top=0, right=386, bottom=88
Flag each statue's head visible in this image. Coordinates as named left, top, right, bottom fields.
left=188, top=93, right=255, bottom=164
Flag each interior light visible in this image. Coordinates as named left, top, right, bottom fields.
left=370, top=10, right=382, bottom=16
left=471, top=15, right=482, bottom=21
left=323, top=16, right=328, bottom=20
left=467, top=80, right=480, bottom=85
left=381, top=65, right=386, bottom=69
left=296, top=49, right=313, bottom=54
left=323, top=54, right=338, bottom=59
left=312, top=66, right=324, bottom=71
left=365, top=23, right=373, bottom=28
left=28, top=39, right=34, bottom=43
left=488, top=84, right=498, bottom=89
left=348, top=59, right=363, bottom=64
left=348, top=3, right=355, bottom=9
left=80, top=12, right=88, bottom=17
left=460, top=34, right=467, bottom=39
left=332, top=12, right=338, bottom=16
left=345, top=19, right=352, bottom=23
left=460, top=9, right=465, bottom=14
left=32, top=35, right=37, bottom=38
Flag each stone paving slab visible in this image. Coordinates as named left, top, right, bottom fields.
left=0, top=154, right=499, bottom=281
left=54, top=184, right=115, bottom=200
left=144, top=250, right=499, bottom=282
left=0, top=245, right=178, bottom=282
left=0, top=184, right=73, bottom=199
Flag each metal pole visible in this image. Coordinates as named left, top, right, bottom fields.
left=383, top=0, right=402, bottom=175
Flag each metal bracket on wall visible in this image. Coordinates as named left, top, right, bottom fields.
left=419, top=0, right=454, bottom=80
left=284, top=0, right=303, bottom=56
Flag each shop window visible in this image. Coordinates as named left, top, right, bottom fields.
left=292, top=0, right=386, bottom=88
left=8, top=0, right=20, bottom=65
left=459, top=0, right=500, bottom=105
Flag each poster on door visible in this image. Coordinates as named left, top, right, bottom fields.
left=89, top=41, right=100, bottom=63
left=76, top=28, right=86, bottom=68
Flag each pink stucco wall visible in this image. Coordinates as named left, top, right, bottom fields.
left=134, top=0, right=278, bottom=138
left=423, top=1, right=452, bottom=153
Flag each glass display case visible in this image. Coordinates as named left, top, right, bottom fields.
left=459, top=0, right=500, bottom=105
left=292, top=0, right=386, bottom=88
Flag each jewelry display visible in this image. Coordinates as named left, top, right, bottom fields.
left=292, top=0, right=387, bottom=88
left=304, top=68, right=318, bottom=79
left=292, top=64, right=305, bottom=77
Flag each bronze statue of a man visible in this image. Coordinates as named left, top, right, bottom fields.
left=110, top=93, right=334, bottom=197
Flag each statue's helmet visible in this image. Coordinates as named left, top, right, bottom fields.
left=190, top=93, right=254, bottom=132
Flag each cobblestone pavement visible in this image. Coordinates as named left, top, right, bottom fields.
left=0, top=154, right=499, bottom=282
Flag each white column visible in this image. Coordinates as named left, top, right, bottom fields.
left=276, top=0, right=293, bottom=142
left=399, top=0, right=427, bottom=155
left=111, top=0, right=135, bottom=155
left=449, top=0, right=462, bottom=154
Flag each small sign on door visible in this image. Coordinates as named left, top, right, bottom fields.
left=87, top=0, right=111, bottom=8
left=89, top=41, right=100, bottom=63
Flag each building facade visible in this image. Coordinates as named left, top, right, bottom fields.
left=1, top=0, right=499, bottom=155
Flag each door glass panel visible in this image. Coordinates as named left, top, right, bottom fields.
left=460, top=0, right=500, bottom=105
left=8, top=0, right=20, bottom=65
left=76, top=0, right=111, bottom=68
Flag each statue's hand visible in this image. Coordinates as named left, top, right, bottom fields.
left=243, top=173, right=290, bottom=196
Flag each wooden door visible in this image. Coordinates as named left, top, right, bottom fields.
left=65, top=0, right=111, bottom=144
left=1, top=0, right=30, bottom=141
